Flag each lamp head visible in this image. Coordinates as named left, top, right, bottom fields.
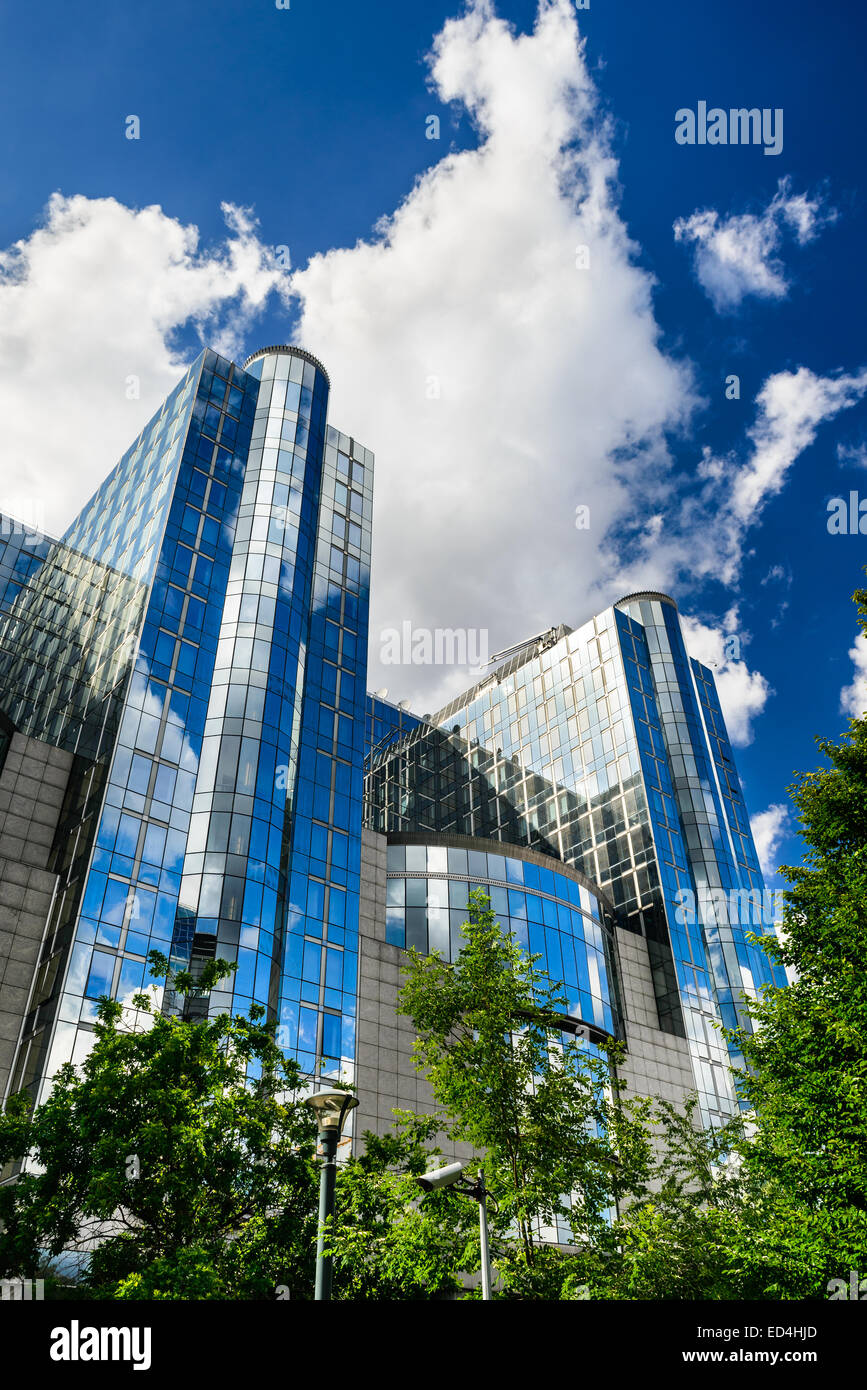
left=303, top=1088, right=359, bottom=1134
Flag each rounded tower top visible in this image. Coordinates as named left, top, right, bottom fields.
left=242, top=344, right=330, bottom=387
left=614, top=591, right=678, bottom=610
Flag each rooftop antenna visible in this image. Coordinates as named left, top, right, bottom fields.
left=486, top=626, right=562, bottom=666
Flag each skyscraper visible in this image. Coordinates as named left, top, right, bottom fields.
left=364, top=597, right=785, bottom=1128
left=0, top=347, right=783, bottom=1149
left=0, top=345, right=372, bottom=1104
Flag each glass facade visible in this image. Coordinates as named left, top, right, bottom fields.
left=615, top=596, right=786, bottom=1085
left=0, top=345, right=373, bottom=1105
left=384, top=836, right=620, bottom=1040
left=375, top=832, right=619, bottom=1245
left=364, top=596, right=783, bottom=1125
left=366, top=694, right=422, bottom=764
left=276, top=398, right=373, bottom=1078
left=0, top=344, right=781, bottom=1137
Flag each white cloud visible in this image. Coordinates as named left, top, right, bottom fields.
left=0, top=195, right=289, bottom=534
left=0, top=0, right=859, bottom=737
left=760, top=564, right=789, bottom=586
left=616, top=365, right=867, bottom=592
left=288, top=0, right=696, bottom=709
left=284, top=3, right=861, bottom=712
left=674, top=179, right=835, bottom=313
left=837, top=441, right=867, bottom=468
left=680, top=608, right=771, bottom=747
left=841, top=631, right=867, bottom=719
left=750, top=803, right=789, bottom=878
left=731, top=368, right=867, bottom=527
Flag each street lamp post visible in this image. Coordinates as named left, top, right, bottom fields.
left=416, top=1161, right=495, bottom=1300
left=475, top=1169, right=492, bottom=1302
left=303, top=1089, right=359, bottom=1302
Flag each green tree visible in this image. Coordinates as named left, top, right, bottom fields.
left=396, top=888, right=654, bottom=1298
left=570, top=1098, right=758, bottom=1301
left=722, top=577, right=867, bottom=1296
left=0, top=954, right=319, bottom=1299
left=327, top=1112, right=478, bottom=1300
left=577, top=575, right=867, bottom=1301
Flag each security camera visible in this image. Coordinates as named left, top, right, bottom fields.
left=416, top=1161, right=467, bottom=1192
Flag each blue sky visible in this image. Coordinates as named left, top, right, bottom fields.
left=1, top=0, right=865, bottom=883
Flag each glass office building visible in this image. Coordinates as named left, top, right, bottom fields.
left=0, top=345, right=782, bottom=1137
left=0, top=345, right=372, bottom=1104
left=365, top=596, right=785, bottom=1126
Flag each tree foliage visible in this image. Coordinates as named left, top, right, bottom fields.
left=397, top=888, right=656, bottom=1297
left=327, top=1113, right=477, bottom=1300
left=0, top=952, right=496, bottom=1301
left=0, top=953, right=319, bottom=1299
left=5, top=564, right=867, bottom=1302
left=718, top=576, right=867, bottom=1294
left=589, top=573, right=867, bottom=1300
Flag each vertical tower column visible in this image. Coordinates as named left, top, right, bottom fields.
left=278, top=423, right=373, bottom=1081
left=175, top=347, right=330, bottom=1021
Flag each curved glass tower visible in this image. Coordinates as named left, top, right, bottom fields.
left=168, top=347, right=332, bottom=1036
left=0, top=345, right=372, bottom=1105
left=364, top=595, right=785, bottom=1126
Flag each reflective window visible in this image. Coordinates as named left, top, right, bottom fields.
left=383, top=843, right=617, bottom=1038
